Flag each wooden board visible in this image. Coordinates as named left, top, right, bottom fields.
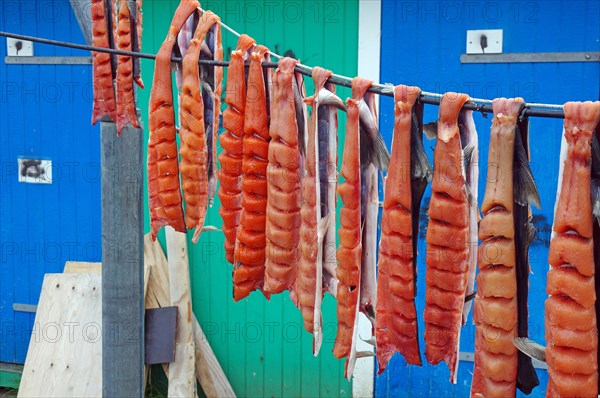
left=144, top=234, right=236, bottom=398
left=18, top=273, right=102, bottom=397
left=63, top=262, right=101, bottom=273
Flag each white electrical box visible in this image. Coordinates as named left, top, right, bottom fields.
left=6, top=38, right=34, bottom=56
left=466, top=30, right=503, bottom=54
left=18, top=158, right=52, bottom=184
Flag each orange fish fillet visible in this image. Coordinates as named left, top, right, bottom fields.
left=218, top=34, right=255, bottom=263
left=147, top=0, right=199, bottom=239
left=115, top=0, right=140, bottom=135
left=264, top=57, right=303, bottom=295
left=233, top=45, right=271, bottom=301
left=334, top=77, right=372, bottom=378
left=375, top=85, right=423, bottom=371
left=179, top=11, right=220, bottom=243
left=545, top=100, right=600, bottom=398
left=91, top=0, right=117, bottom=125
left=424, top=92, right=478, bottom=383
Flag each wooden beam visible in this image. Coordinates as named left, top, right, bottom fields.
left=165, top=227, right=197, bottom=397
left=101, top=122, right=144, bottom=397
left=68, top=0, right=93, bottom=45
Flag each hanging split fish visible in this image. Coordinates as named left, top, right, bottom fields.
left=376, top=85, right=431, bottom=371
left=179, top=11, right=220, bottom=244
left=115, top=0, right=140, bottom=135
left=132, top=0, right=143, bottom=88
left=335, top=77, right=389, bottom=378
left=295, top=67, right=345, bottom=355
left=199, top=15, right=223, bottom=206
left=264, top=58, right=305, bottom=295
left=147, top=0, right=200, bottom=239
left=233, top=45, right=271, bottom=301
left=424, top=92, right=478, bottom=383
left=219, top=34, right=255, bottom=264
left=91, top=0, right=117, bottom=125
left=471, top=98, right=540, bottom=397
left=545, top=101, right=600, bottom=398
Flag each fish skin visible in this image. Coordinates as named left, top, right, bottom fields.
left=179, top=11, right=220, bottom=244
left=546, top=101, right=600, bottom=398
left=425, top=92, right=478, bottom=384
left=91, top=0, right=117, bottom=125
left=264, top=57, right=304, bottom=295
left=147, top=0, right=200, bottom=240
left=376, top=85, right=429, bottom=372
left=233, top=45, right=271, bottom=302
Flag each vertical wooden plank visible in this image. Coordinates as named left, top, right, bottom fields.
left=101, top=122, right=144, bottom=397
left=165, top=227, right=197, bottom=397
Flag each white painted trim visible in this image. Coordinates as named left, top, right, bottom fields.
left=353, top=1, right=381, bottom=397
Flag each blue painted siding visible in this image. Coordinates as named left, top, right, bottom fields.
left=377, top=1, right=600, bottom=396
left=0, top=0, right=101, bottom=363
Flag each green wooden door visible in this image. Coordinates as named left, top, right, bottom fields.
left=138, top=1, right=358, bottom=396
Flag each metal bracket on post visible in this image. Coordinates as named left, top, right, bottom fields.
left=101, top=121, right=144, bottom=397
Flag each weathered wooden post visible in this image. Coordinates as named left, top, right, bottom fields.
left=100, top=122, right=145, bottom=397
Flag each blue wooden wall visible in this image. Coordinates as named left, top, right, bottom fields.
left=0, top=1, right=101, bottom=363
left=377, top=0, right=600, bottom=396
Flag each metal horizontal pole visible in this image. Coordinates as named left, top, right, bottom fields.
left=5, top=56, right=92, bottom=65
left=461, top=52, right=600, bottom=64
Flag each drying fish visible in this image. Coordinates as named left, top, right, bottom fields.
left=335, top=77, right=389, bottom=378
left=424, top=92, right=478, bottom=383
left=264, top=58, right=305, bottom=295
left=471, top=98, right=540, bottom=397
left=295, top=67, right=345, bottom=355
left=218, top=34, right=255, bottom=264
left=199, top=14, right=223, bottom=205
left=545, top=101, right=600, bottom=398
left=132, top=0, right=143, bottom=88
left=147, top=0, right=200, bottom=239
left=91, top=0, right=117, bottom=125
left=233, top=45, right=271, bottom=301
left=179, top=11, right=220, bottom=243
left=376, top=85, right=431, bottom=371
left=115, top=0, right=140, bottom=135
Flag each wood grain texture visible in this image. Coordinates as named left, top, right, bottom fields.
left=18, top=273, right=102, bottom=397
left=165, top=227, right=196, bottom=397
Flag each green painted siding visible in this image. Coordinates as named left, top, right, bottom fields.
left=138, top=1, right=359, bottom=396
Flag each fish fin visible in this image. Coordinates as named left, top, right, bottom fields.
left=361, top=336, right=376, bottom=346
left=293, top=75, right=306, bottom=157
left=461, top=144, right=475, bottom=203
left=318, top=88, right=347, bottom=112
left=200, top=40, right=213, bottom=58
left=358, top=101, right=390, bottom=171
left=355, top=351, right=376, bottom=358
left=512, top=338, right=546, bottom=362
left=423, top=121, right=438, bottom=140
left=411, top=112, right=433, bottom=183
left=202, top=225, right=221, bottom=232
left=514, top=126, right=541, bottom=209
left=464, top=290, right=477, bottom=303
left=201, top=80, right=215, bottom=97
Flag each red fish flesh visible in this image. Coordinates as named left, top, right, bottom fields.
left=545, top=101, right=600, bottom=398
left=91, top=0, right=117, bottom=125
left=471, top=98, right=540, bottom=397
left=376, top=85, right=430, bottom=371
left=264, top=57, right=305, bottom=295
left=218, top=34, right=255, bottom=264
left=424, top=92, right=478, bottom=383
left=233, top=45, right=271, bottom=301
left=179, top=11, right=220, bottom=243
left=147, top=0, right=200, bottom=239
left=115, top=0, right=140, bottom=135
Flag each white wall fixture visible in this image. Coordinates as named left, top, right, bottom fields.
left=18, top=158, right=52, bottom=184
left=6, top=38, right=34, bottom=56
left=466, top=29, right=503, bottom=54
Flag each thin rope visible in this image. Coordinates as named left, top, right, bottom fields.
left=0, top=30, right=566, bottom=118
